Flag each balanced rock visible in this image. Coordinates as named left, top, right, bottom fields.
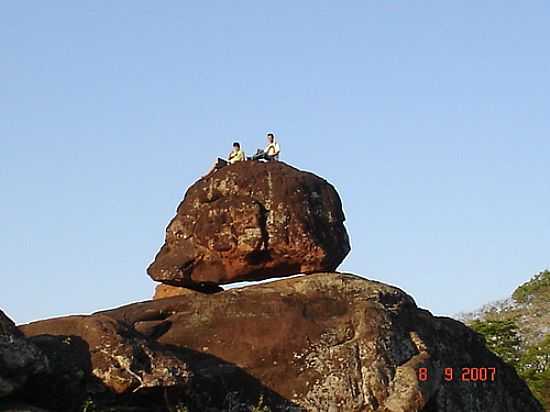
left=25, top=273, right=540, bottom=412
left=147, top=161, right=350, bottom=288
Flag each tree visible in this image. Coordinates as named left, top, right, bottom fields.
left=518, top=334, right=550, bottom=410
left=513, top=270, right=550, bottom=303
left=470, top=319, right=522, bottom=367
left=470, top=318, right=549, bottom=410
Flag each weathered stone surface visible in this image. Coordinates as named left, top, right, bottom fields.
left=21, top=317, right=278, bottom=412
left=16, top=273, right=544, bottom=411
left=147, top=161, right=350, bottom=287
left=0, top=310, right=20, bottom=337
left=153, top=283, right=223, bottom=300
left=0, top=310, right=48, bottom=400
left=89, top=273, right=541, bottom=411
left=21, top=316, right=191, bottom=412
left=21, top=316, right=190, bottom=400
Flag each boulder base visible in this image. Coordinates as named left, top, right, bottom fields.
left=22, top=273, right=544, bottom=412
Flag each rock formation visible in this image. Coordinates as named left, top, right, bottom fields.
left=0, top=310, right=48, bottom=400
left=147, top=161, right=350, bottom=288
left=19, top=273, right=544, bottom=411
left=153, top=283, right=223, bottom=300
left=2, top=161, right=544, bottom=411
left=19, top=315, right=191, bottom=411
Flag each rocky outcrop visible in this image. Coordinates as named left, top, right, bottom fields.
left=6, top=162, right=544, bottom=411
left=147, top=161, right=350, bottom=288
left=21, top=274, right=544, bottom=411
left=0, top=310, right=48, bottom=400
left=20, top=314, right=191, bottom=411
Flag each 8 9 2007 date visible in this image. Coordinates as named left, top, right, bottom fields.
left=418, top=367, right=497, bottom=382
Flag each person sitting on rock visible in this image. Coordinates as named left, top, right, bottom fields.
left=228, top=142, right=246, bottom=164
left=251, top=133, right=280, bottom=161
left=205, top=142, right=246, bottom=176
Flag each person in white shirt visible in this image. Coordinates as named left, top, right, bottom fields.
left=252, top=133, right=280, bottom=161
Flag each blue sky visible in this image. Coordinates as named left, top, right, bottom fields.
left=1, top=2, right=548, bottom=323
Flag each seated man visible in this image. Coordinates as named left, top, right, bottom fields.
left=251, top=133, right=280, bottom=161
left=205, top=142, right=245, bottom=176
left=227, top=141, right=246, bottom=164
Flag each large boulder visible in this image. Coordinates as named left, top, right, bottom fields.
left=25, top=273, right=542, bottom=412
left=0, top=310, right=48, bottom=400
left=147, top=161, right=350, bottom=288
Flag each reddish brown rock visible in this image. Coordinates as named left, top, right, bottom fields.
left=153, top=283, right=223, bottom=300
left=153, top=284, right=191, bottom=300
left=20, top=315, right=191, bottom=400
left=95, top=273, right=541, bottom=412
left=15, top=274, right=544, bottom=411
left=147, top=161, right=350, bottom=288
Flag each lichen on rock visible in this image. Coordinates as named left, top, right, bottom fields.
left=147, top=161, right=350, bottom=288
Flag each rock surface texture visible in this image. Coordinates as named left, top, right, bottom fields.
left=153, top=283, right=223, bottom=300
left=0, top=310, right=49, bottom=400
left=147, top=161, right=350, bottom=288
left=21, top=274, right=544, bottom=412
left=20, top=315, right=191, bottom=411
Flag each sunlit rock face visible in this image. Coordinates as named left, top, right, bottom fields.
left=147, top=161, right=350, bottom=288
left=77, top=273, right=544, bottom=412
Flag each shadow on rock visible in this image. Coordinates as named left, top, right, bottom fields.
left=161, top=345, right=302, bottom=412
left=19, top=326, right=301, bottom=411
left=21, top=335, right=100, bottom=412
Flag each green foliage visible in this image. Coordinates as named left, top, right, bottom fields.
left=81, top=398, right=98, bottom=412
left=518, top=334, right=550, bottom=410
left=513, top=270, right=550, bottom=303
left=471, top=318, right=550, bottom=410
left=470, top=319, right=522, bottom=366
